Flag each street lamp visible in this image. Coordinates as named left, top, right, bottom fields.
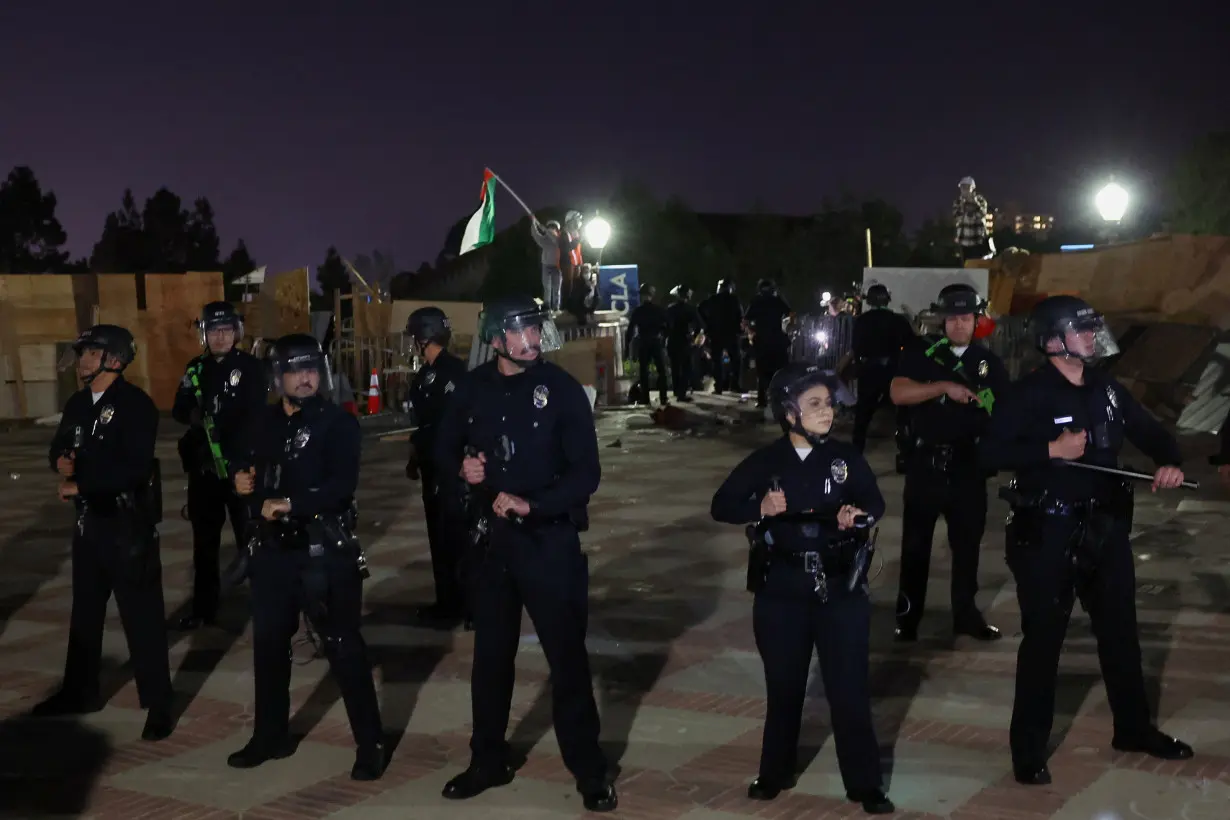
left=1095, top=182, right=1128, bottom=223
left=584, top=215, right=612, bottom=267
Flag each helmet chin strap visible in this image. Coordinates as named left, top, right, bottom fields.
left=788, top=410, right=831, bottom=447
left=494, top=334, right=543, bottom=368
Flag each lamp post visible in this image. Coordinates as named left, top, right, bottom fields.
left=1095, top=181, right=1128, bottom=243
left=584, top=215, right=612, bottom=267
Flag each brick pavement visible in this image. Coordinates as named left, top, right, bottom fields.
left=1, top=397, right=1229, bottom=818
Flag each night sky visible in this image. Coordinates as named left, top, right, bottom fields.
left=3, top=2, right=1226, bottom=273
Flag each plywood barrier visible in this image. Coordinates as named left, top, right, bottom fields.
left=243, top=267, right=310, bottom=339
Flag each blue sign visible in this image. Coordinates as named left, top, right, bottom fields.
left=597, top=264, right=639, bottom=315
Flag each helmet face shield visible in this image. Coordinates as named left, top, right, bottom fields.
left=787, top=383, right=835, bottom=438
left=496, top=312, right=562, bottom=360
left=1051, top=313, right=1119, bottom=361
left=200, top=319, right=243, bottom=353
left=272, top=353, right=333, bottom=398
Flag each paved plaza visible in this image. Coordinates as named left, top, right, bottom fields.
left=2, top=396, right=1229, bottom=819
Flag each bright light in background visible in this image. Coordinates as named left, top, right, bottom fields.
left=1096, top=182, right=1129, bottom=222
left=584, top=217, right=611, bottom=249
left=821, top=291, right=832, bottom=304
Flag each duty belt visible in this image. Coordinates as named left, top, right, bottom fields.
left=775, top=549, right=859, bottom=602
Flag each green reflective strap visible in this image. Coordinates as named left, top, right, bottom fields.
left=187, top=360, right=229, bottom=478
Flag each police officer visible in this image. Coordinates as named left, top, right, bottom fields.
left=889, top=284, right=1005, bottom=642
left=172, top=301, right=268, bottom=629
left=711, top=364, right=893, bottom=815
left=434, top=297, right=615, bottom=812
left=851, top=284, right=917, bottom=452
left=626, top=283, right=669, bottom=406
left=665, top=284, right=703, bottom=402
left=697, top=279, right=743, bottom=394
left=225, top=334, right=384, bottom=780
left=981, top=295, right=1193, bottom=785
left=404, top=306, right=469, bottom=624
left=35, top=325, right=174, bottom=741
left=744, top=278, right=792, bottom=407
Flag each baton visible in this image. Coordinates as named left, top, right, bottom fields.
left=1059, top=460, right=1199, bottom=490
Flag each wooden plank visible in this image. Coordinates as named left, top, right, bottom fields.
left=0, top=381, right=57, bottom=419
left=0, top=344, right=59, bottom=382
left=0, top=301, right=27, bottom=418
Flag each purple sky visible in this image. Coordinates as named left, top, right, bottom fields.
left=3, top=2, right=1226, bottom=274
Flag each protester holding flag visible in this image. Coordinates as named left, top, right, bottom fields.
left=531, top=219, right=563, bottom=311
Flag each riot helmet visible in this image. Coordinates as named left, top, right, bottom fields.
left=199, top=300, right=243, bottom=353
left=405, top=306, right=452, bottom=355
left=639, top=283, right=656, bottom=301
left=66, top=324, right=137, bottom=386
left=864, top=283, right=890, bottom=308
left=757, top=278, right=775, bottom=294
left=717, top=279, right=734, bottom=294
left=478, top=296, right=562, bottom=366
left=932, top=284, right=984, bottom=346
left=1029, top=295, right=1119, bottom=362
left=270, top=333, right=333, bottom=404
left=769, top=364, right=839, bottom=445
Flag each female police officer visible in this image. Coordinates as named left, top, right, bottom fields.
left=711, top=364, right=893, bottom=815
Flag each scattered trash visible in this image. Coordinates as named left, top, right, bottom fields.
left=9, top=472, right=18, bottom=480
left=607, top=438, right=622, bottom=448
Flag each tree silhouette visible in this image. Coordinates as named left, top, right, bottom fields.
left=0, top=166, right=69, bottom=272
left=1169, top=131, right=1230, bottom=235
left=89, top=188, right=221, bottom=272
left=317, top=246, right=350, bottom=298
left=221, top=239, right=258, bottom=301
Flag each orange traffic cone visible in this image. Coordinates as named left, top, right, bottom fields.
left=367, top=368, right=381, bottom=414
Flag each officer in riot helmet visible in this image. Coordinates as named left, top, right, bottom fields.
left=889, top=284, right=1006, bottom=643
left=626, top=283, right=670, bottom=406
left=435, top=297, right=616, bottom=812
left=404, top=306, right=470, bottom=625
left=744, top=278, right=792, bottom=408
left=851, top=283, right=918, bottom=451
left=665, top=284, right=704, bottom=401
left=36, top=325, right=175, bottom=741
left=698, top=279, right=743, bottom=394
left=225, top=333, right=384, bottom=780
left=711, top=364, right=893, bottom=815
left=172, top=301, right=267, bottom=629
left=981, top=294, right=1192, bottom=786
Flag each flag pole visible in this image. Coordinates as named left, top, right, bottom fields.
left=489, top=170, right=536, bottom=220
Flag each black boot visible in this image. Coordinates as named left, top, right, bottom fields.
left=351, top=742, right=385, bottom=781
left=1013, top=764, right=1052, bottom=785
left=141, top=707, right=175, bottom=741
left=847, top=788, right=895, bottom=814
left=1112, top=728, right=1194, bottom=760
left=578, top=781, right=617, bottom=812
left=441, top=763, right=514, bottom=799
left=226, top=736, right=296, bottom=769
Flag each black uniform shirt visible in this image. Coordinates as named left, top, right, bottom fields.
left=980, top=363, right=1182, bottom=501
left=896, top=337, right=1009, bottom=445
left=744, top=292, right=792, bottom=344
left=711, top=436, right=885, bottom=554
left=698, top=291, right=743, bottom=338
left=434, top=360, right=600, bottom=521
left=49, top=376, right=159, bottom=499
left=628, top=302, right=670, bottom=347
left=852, top=308, right=918, bottom=361
left=665, top=301, right=703, bottom=346
left=409, top=349, right=468, bottom=466
left=228, top=397, right=360, bottom=518
left=172, top=349, right=268, bottom=446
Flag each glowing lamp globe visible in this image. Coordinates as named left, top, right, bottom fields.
left=584, top=217, right=611, bottom=249
left=1095, top=183, right=1128, bottom=222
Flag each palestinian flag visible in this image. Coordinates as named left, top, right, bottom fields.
left=459, top=168, right=497, bottom=255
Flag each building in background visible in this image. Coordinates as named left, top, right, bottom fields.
left=989, top=202, right=1056, bottom=239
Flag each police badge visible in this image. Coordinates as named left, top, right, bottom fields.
left=294, top=427, right=312, bottom=449
left=533, top=385, right=549, bottom=409
left=230, top=369, right=242, bottom=386
left=1106, top=385, right=1118, bottom=408
left=99, top=405, right=115, bottom=425
left=977, top=359, right=989, bottom=378
left=830, top=458, right=848, bottom=484
left=425, top=371, right=436, bottom=385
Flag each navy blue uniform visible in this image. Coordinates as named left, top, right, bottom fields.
left=698, top=290, right=743, bottom=393
left=851, top=308, right=917, bottom=451
left=228, top=398, right=381, bottom=752
left=665, top=299, right=703, bottom=399
left=744, top=292, right=792, bottom=406
left=173, top=349, right=268, bottom=621
left=434, top=359, right=607, bottom=788
left=47, top=377, right=172, bottom=714
left=627, top=301, right=670, bottom=404
left=894, top=338, right=1009, bottom=635
left=711, top=436, right=885, bottom=795
left=981, top=363, right=1182, bottom=773
left=408, top=349, right=469, bottom=613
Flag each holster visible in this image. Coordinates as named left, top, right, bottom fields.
left=745, top=525, right=769, bottom=593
